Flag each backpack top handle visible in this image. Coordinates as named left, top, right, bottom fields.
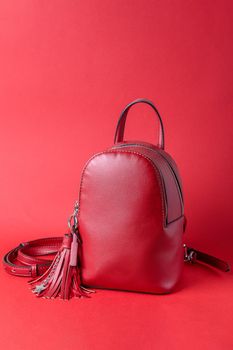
left=114, top=98, right=165, bottom=149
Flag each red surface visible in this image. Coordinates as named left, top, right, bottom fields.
left=0, top=1, right=232, bottom=349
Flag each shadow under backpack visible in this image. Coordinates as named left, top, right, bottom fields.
left=3, top=98, right=230, bottom=299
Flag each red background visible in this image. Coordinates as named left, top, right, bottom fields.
left=0, top=1, right=232, bottom=349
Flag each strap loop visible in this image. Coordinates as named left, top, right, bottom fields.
left=114, top=98, right=165, bottom=149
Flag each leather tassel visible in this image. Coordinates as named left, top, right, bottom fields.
left=28, top=233, right=94, bottom=300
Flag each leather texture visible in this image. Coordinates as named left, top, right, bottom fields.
left=78, top=148, right=184, bottom=293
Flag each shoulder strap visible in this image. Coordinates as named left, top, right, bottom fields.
left=2, top=238, right=230, bottom=277
left=183, top=244, right=230, bottom=272
left=3, top=237, right=62, bottom=277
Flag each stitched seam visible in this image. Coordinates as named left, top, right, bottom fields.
left=25, top=246, right=60, bottom=250
left=29, top=238, right=62, bottom=243
left=108, top=149, right=166, bottom=225
left=77, top=149, right=166, bottom=226
left=112, top=143, right=184, bottom=219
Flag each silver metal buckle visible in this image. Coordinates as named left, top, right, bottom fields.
left=68, top=201, right=79, bottom=232
left=183, top=244, right=197, bottom=263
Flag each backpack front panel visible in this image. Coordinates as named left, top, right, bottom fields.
left=78, top=151, right=184, bottom=294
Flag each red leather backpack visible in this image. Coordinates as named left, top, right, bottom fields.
left=3, top=99, right=230, bottom=300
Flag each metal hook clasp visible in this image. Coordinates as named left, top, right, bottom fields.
left=68, top=201, right=79, bottom=233
left=183, top=244, right=197, bottom=263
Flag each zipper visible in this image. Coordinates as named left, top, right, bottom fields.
left=112, top=143, right=184, bottom=215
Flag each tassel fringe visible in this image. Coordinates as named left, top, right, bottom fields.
left=28, top=233, right=94, bottom=300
